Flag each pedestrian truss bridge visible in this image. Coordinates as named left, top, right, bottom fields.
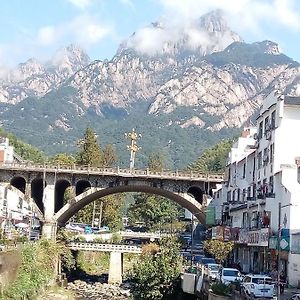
left=0, top=162, right=223, bottom=238
left=68, top=242, right=142, bottom=253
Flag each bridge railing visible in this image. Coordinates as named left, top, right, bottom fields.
left=0, top=162, right=224, bottom=181
left=67, top=242, right=142, bottom=253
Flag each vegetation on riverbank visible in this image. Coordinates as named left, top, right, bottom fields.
left=127, top=237, right=183, bottom=300
left=0, top=240, right=74, bottom=300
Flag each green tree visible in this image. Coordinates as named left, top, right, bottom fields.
left=101, top=194, right=125, bottom=231
left=127, top=237, right=182, bottom=300
left=50, top=153, right=76, bottom=166
left=102, top=144, right=118, bottom=167
left=0, top=128, right=45, bottom=163
left=148, top=152, right=165, bottom=172
left=74, top=203, right=94, bottom=225
left=128, top=194, right=180, bottom=230
left=203, top=239, right=235, bottom=264
left=76, top=127, right=103, bottom=167
left=188, top=139, right=234, bottom=172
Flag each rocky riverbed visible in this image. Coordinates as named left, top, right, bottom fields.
left=67, top=280, right=131, bottom=300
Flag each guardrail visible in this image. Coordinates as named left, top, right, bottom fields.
left=0, top=163, right=224, bottom=181
left=119, top=231, right=169, bottom=239
left=67, top=242, right=142, bottom=253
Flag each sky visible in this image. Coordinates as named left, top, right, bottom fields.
left=0, top=0, right=299, bottom=67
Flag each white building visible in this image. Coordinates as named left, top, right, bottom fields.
left=0, top=185, right=31, bottom=228
left=0, top=137, right=14, bottom=164
left=210, top=91, right=300, bottom=287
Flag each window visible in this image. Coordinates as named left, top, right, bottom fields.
left=270, top=144, right=274, bottom=162
left=237, top=189, right=240, bottom=202
left=242, top=189, right=246, bottom=202
left=257, top=152, right=262, bottom=169
left=263, top=148, right=269, bottom=165
left=271, top=110, right=276, bottom=129
left=258, top=121, right=263, bottom=138
left=243, top=163, right=246, bottom=178
left=269, top=176, right=274, bottom=194
left=247, top=186, right=251, bottom=198
left=264, top=116, right=269, bottom=133
left=227, top=191, right=232, bottom=202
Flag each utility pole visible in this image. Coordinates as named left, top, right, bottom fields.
left=125, top=129, right=141, bottom=171
left=277, top=202, right=293, bottom=300
left=277, top=202, right=281, bottom=300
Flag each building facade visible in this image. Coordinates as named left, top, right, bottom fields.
left=209, top=91, right=300, bottom=287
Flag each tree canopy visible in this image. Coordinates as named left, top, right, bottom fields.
left=188, top=138, right=234, bottom=172
left=127, top=237, right=183, bottom=299
left=76, top=127, right=103, bottom=167
left=203, top=239, right=235, bottom=264
left=128, top=193, right=180, bottom=230
left=0, top=128, right=45, bottom=163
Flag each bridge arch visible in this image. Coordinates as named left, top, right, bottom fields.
left=31, top=178, right=46, bottom=214
left=10, top=176, right=26, bottom=194
left=187, top=186, right=204, bottom=204
left=55, top=179, right=71, bottom=213
left=54, top=184, right=206, bottom=225
left=76, top=180, right=91, bottom=196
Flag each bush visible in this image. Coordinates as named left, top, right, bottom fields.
left=210, top=282, right=231, bottom=296
left=111, top=233, right=122, bottom=244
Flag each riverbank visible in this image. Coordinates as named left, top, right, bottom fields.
left=37, top=280, right=131, bottom=300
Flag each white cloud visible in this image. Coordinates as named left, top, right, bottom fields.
left=37, top=26, right=57, bottom=46
left=157, top=0, right=300, bottom=32
left=67, top=0, right=92, bottom=10
left=34, top=15, right=113, bottom=48
left=125, top=0, right=300, bottom=56
left=67, top=15, right=113, bottom=45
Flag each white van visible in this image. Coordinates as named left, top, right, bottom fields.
left=242, top=274, right=274, bottom=298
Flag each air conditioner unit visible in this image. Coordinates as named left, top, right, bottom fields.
left=265, top=130, right=272, bottom=140
left=263, top=154, right=269, bottom=162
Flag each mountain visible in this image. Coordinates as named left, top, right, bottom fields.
left=0, top=11, right=299, bottom=169
left=0, top=44, right=90, bottom=104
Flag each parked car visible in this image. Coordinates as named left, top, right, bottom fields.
left=290, top=294, right=300, bottom=300
left=198, top=257, right=216, bottom=266
left=217, top=268, right=243, bottom=285
left=241, top=274, right=274, bottom=299
left=204, top=263, right=220, bottom=281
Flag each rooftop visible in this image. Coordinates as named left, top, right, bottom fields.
left=284, top=96, right=300, bottom=106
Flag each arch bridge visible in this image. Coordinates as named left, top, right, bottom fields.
left=0, top=163, right=223, bottom=239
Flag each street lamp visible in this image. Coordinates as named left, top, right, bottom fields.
left=277, top=202, right=293, bottom=300
left=125, top=128, right=141, bottom=171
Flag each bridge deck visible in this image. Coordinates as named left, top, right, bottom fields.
left=0, top=163, right=224, bottom=182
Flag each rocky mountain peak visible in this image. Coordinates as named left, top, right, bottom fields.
left=50, top=44, right=90, bottom=74
left=12, top=58, right=44, bottom=81
left=257, top=40, right=281, bottom=55
left=118, top=10, right=241, bottom=59
left=198, top=10, right=230, bottom=33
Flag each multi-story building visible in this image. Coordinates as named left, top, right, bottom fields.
left=0, top=136, right=14, bottom=164
left=209, top=90, right=300, bottom=287
left=0, top=137, right=33, bottom=236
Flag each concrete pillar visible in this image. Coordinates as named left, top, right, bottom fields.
left=24, top=183, right=31, bottom=201
left=42, top=222, right=57, bottom=240
left=108, top=252, right=123, bottom=284
left=43, top=184, right=55, bottom=220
